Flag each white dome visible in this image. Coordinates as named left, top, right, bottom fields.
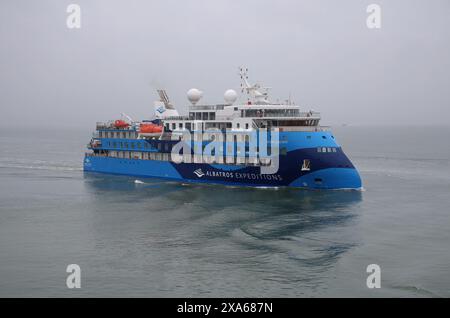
left=187, top=88, right=203, bottom=105
left=224, top=89, right=237, bottom=104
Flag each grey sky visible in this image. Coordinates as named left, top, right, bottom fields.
left=1, top=0, right=449, bottom=128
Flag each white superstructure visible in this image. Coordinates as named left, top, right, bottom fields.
left=156, top=67, right=322, bottom=134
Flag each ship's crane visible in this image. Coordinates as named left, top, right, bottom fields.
left=157, top=89, right=175, bottom=109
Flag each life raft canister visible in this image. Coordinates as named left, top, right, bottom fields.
left=114, top=119, right=129, bottom=128
left=140, top=123, right=163, bottom=133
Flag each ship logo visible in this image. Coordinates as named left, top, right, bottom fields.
left=156, top=106, right=165, bottom=114
left=193, top=168, right=205, bottom=178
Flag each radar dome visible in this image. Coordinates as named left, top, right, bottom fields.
left=187, top=88, right=203, bottom=105
left=224, top=89, right=237, bottom=104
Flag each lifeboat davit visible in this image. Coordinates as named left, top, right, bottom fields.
left=140, top=123, right=163, bottom=134
left=114, top=119, right=129, bottom=128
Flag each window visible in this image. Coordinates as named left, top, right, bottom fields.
left=322, top=136, right=327, bottom=139
left=245, top=123, right=249, bottom=129
left=314, top=178, right=323, bottom=184
left=179, top=123, right=183, bottom=129
left=332, top=148, right=337, bottom=152
left=322, top=147, right=327, bottom=153
left=327, top=147, right=331, bottom=152
left=307, top=136, right=311, bottom=139
left=237, top=123, right=240, bottom=129
left=317, top=147, right=322, bottom=152
left=131, top=143, right=135, bottom=149
left=172, top=123, right=176, bottom=130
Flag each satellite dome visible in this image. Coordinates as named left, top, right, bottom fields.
left=224, top=89, right=237, bottom=104
left=187, top=88, right=203, bottom=105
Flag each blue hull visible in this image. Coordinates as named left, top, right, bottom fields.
left=84, top=131, right=362, bottom=189
left=83, top=156, right=362, bottom=190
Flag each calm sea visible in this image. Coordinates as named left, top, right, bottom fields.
left=0, top=126, right=449, bottom=297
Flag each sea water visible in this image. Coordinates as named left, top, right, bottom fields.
left=0, top=126, right=449, bottom=297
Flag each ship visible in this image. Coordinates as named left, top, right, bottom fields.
left=83, top=68, right=362, bottom=190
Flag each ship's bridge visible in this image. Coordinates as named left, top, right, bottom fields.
left=160, top=103, right=322, bottom=133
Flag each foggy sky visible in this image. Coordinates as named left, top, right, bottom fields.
left=1, top=0, right=449, bottom=129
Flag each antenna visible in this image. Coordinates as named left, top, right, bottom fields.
left=238, top=66, right=271, bottom=104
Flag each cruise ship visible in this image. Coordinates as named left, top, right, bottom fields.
left=83, top=68, right=362, bottom=189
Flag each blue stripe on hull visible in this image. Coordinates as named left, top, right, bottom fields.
left=84, top=156, right=181, bottom=179
left=83, top=155, right=362, bottom=190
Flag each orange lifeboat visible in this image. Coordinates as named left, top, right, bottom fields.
left=114, top=119, right=129, bottom=128
left=140, top=123, right=163, bottom=133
